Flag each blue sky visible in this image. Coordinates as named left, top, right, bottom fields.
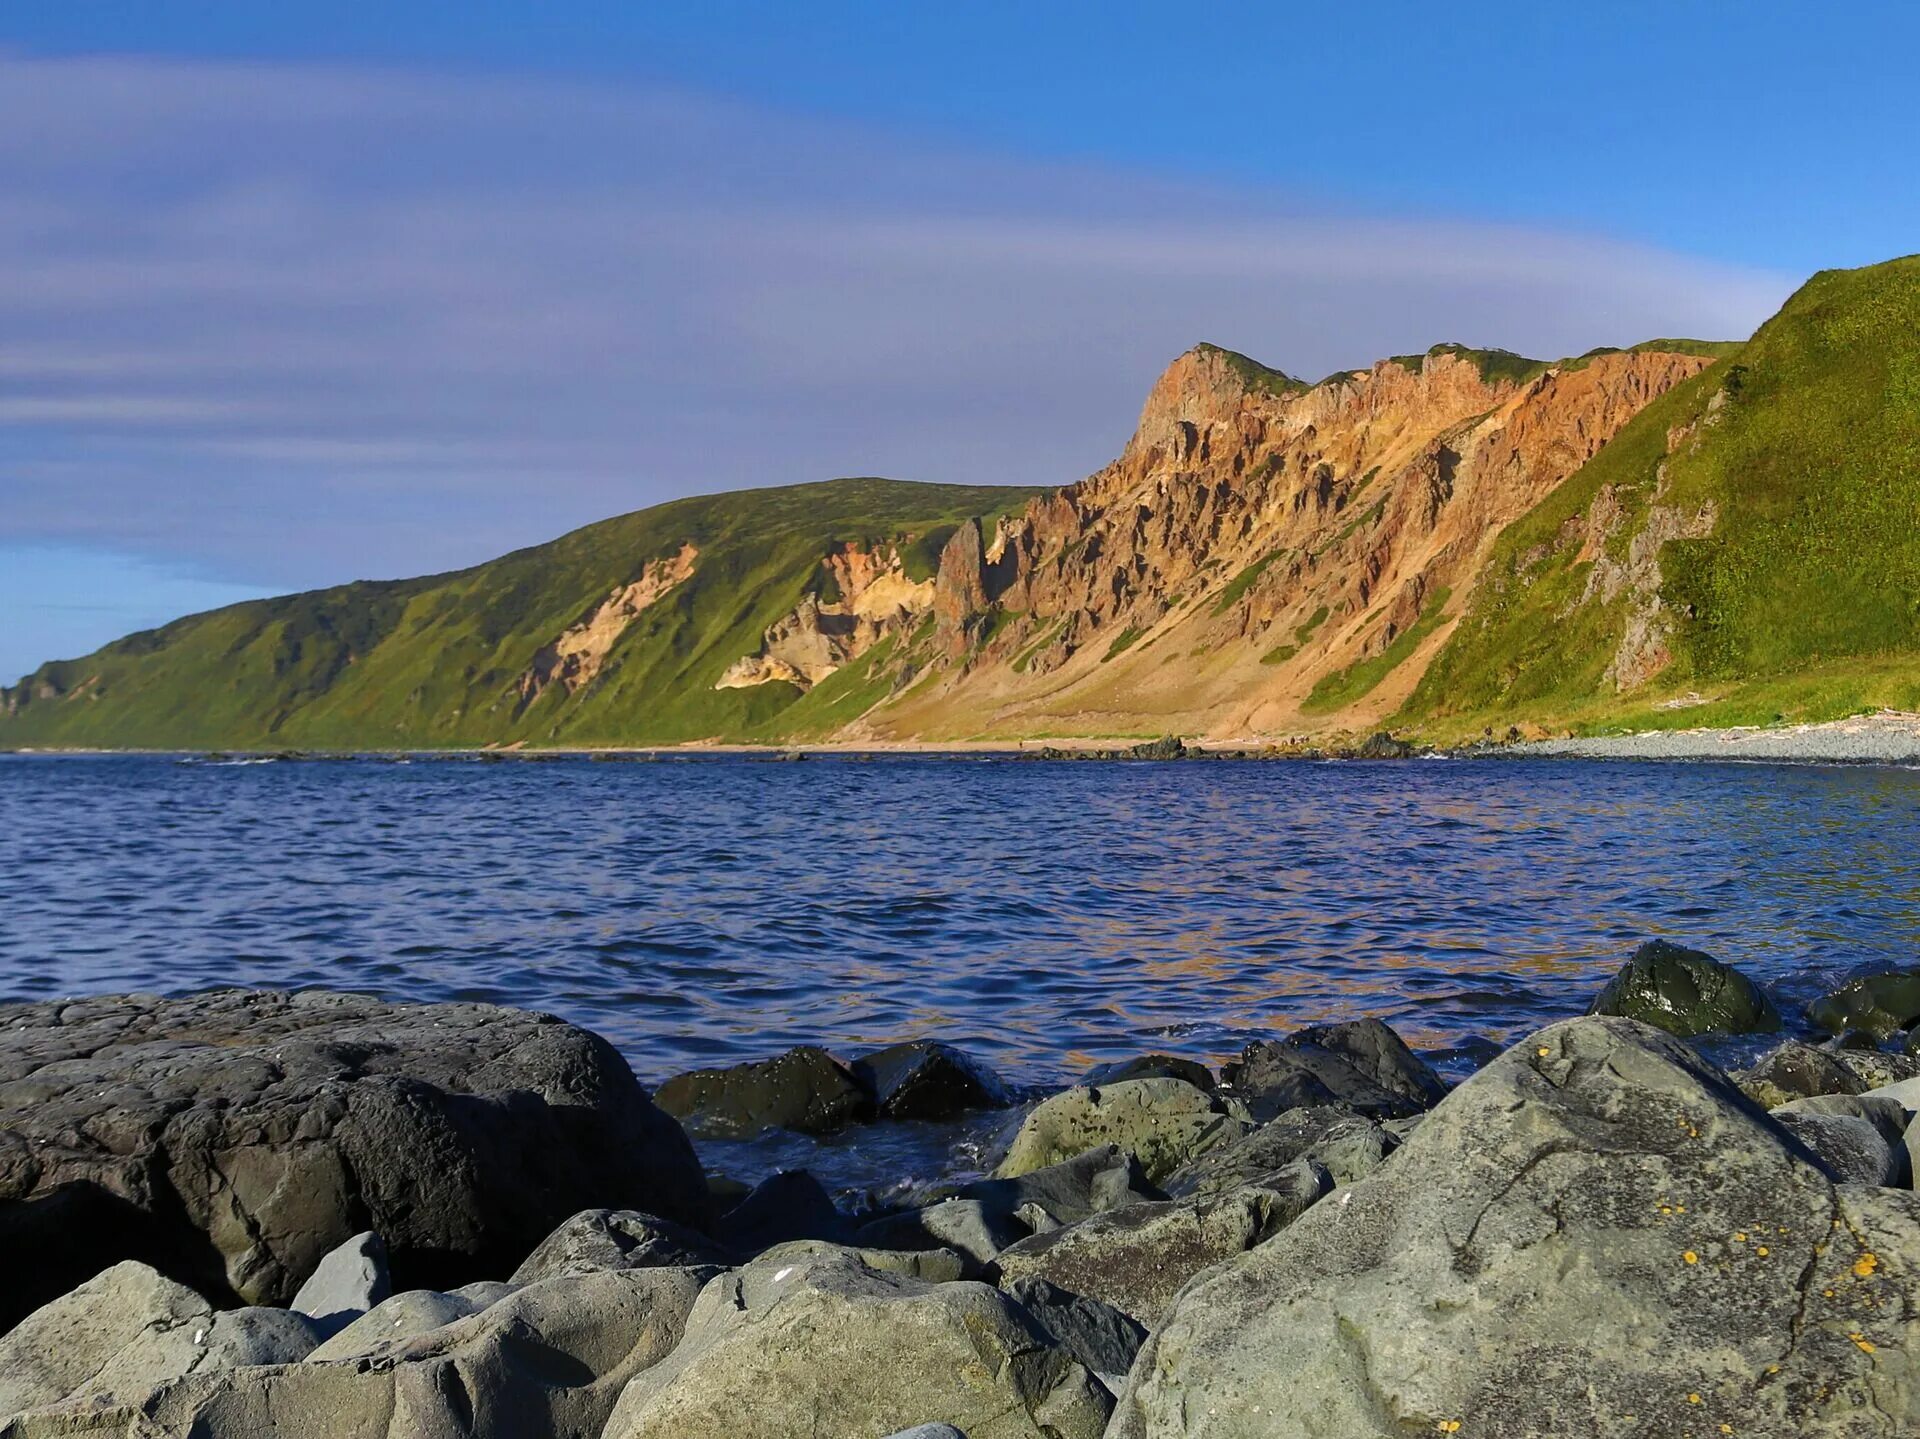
left=2, top=2, right=1914, bottom=681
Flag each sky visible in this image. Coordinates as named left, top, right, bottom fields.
left=2, top=2, right=1915, bottom=682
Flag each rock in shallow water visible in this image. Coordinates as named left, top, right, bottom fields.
left=995, top=1078, right=1247, bottom=1185
left=1109, top=1015, right=1920, bottom=1438
left=655, top=1045, right=873, bottom=1137
left=0, top=988, right=705, bottom=1327
left=1220, top=1018, right=1445, bottom=1122
left=852, top=1040, right=1009, bottom=1120
left=1811, top=969, right=1920, bottom=1037
left=1588, top=937, right=1782, bottom=1037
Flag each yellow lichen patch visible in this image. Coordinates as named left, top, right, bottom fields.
left=1683, top=1251, right=1700, bottom=1265
left=1854, top=1252, right=1879, bottom=1278
left=1733, top=1232, right=1747, bottom=1243
left=1536, top=1047, right=1550, bottom=1057
left=1688, top=1392, right=1703, bottom=1404
left=1755, top=1246, right=1770, bottom=1258
left=1437, top=1423, right=1462, bottom=1434
left=1851, top=1333, right=1877, bottom=1354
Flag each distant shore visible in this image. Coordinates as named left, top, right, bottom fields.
left=1502, top=709, right=1920, bottom=765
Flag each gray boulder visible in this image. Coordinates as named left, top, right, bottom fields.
left=306, top=1286, right=491, bottom=1361
left=290, top=1230, right=389, bottom=1328
left=511, top=1208, right=733, bottom=1284
left=655, top=1046, right=873, bottom=1137
left=851, top=1041, right=1009, bottom=1120
left=0, top=988, right=705, bottom=1328
left=7, top=1268, right=706, bottom=1439
left=953, top=1145, right=1162, bottom=1230
left=1163, top=1104, right=1397, bottom=1197
left=1110, top=1016, right=1920, bottom=1438
left=1811, top=969, right=1920, bottom=1037
left=1771, top=1105, right=1905, bottom=1186
left=853, top=1198, right=1024, bottom=1267
left=193, top=1308, right=325, bottom=1370
left=1220, top=1019, right=1443, bottom=1121
left=0, top=1261, right=211, bottom=1417
left=712, top=1169, right=846, bottom=1253
left=1587, top=937, right=1782, bottom=1036
left=753, top=1238, right=969, bottom=1284
left=995, top=1078, right=1247, bottom=1185
left=601, top=1248, right=1110, bottom=1439
left=1834, top=1046, right=1920, bottom=1091
left=1001, top=1276, right=1146, bottom=1395
left=1082, top=1055, right=1216, bottom=1092
left=992, top=1159, right=1329, bottom=1328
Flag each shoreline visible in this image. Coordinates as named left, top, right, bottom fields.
left=10, top=708, right=1920, bottom=764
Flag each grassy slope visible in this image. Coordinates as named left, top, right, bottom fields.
left=2, top=478, right=1038, bottom=749
left=1403, top=255, right=1920, bottom=738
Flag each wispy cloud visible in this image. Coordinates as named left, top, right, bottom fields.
left=0, top=51, right=1792, bottom=605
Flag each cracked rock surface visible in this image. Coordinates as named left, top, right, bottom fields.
left=0, top=989, right=705, bottom=1327
left=1109, top=1015, right=1920, bottom=1438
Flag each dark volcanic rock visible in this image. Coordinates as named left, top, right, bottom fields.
left=1732, top=1039, right=1867, bottom=1108
left=1111, top=1016, right=1920, bottom=1439
left=1163, top=1104, right=1399, bottom=1197
left=655, top=1046, right=874, bottom=1137
left=0, top=989, right=704, bottom=1330
left=955, top=1145, right=1163, bottom=1230
left=1587, top=937, right=1782, bottom=1037
left=712, top=1170, right=847, bottom=1253
left=1811, top=969, right=1920, bottom=1038
left=1082, top=1055, right=1216, bottom=1092
left=851, top=1040, right=1009, bottom=1120
left=1221, top=1018, right=1443, bottom=1122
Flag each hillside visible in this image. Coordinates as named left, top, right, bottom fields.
left=15, top=254, right=1915, bottom=751
left=0, top=480, right=1037, bottom=748
left=1403, top=254, right=1920, bottom=739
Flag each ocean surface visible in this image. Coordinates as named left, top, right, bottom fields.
left=5, top=751, right=1918, bottom=1191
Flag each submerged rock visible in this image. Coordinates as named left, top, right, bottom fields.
left=996, top=1077, right=1247, bottom=1185
left=992, top=1158, right=1330, bottom=1328
left=1811, top=969, right=1920, bottom=1037
left=851, top=1040, right=1009, bottom=1120
left=655, top=1046, right=874, bottom=1137
left=1110, top=1016, right=1920, bottom=1438
left=1587, top=937, right=1782, bottom=1037
left=0, top=988, right=704, bottom=1327
left=602, top=1248, right=1111, bottom=1439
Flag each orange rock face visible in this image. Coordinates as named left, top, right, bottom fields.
left=876, top=343, right=1713, bottom=739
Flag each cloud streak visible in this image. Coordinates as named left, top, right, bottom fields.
left=0, top=52, right=1792, bottom=605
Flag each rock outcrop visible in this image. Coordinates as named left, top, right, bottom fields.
left=1589, top=937, right=1783, bottom=1036
left=0, top=990, right=705, bottom=1328
left=718, top=541, right=936, bottom=690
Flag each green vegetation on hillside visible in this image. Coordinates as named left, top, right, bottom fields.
left=2, top=478, right=1040, bottom=749
left=1302, top=588, right=1451, bottom=713
left=1192, top=343, right=1308, bottom=397
left=1404, top=255, right=1920, bottom=736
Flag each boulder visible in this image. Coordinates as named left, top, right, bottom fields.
left=1082, top=1055, right=1216, bottom=1092
left=851, top=1041, right=1009, bottom=1120
left=1733, top=1039, right=1866, bottom=1108
left=1220, top=1019, right=1443, bottom=1122
left=306, top=1286, right=496, bottom=1361
left=992, top=1159, right=1330, bottom=1328
left=290, top=1230, right=389, bottom=1328
left=712, top=1170, right=846, bottom=1254
left=9, top=1268, right=706, bottom=1439
left=853, top=1198, right=1025, bottom=1267
left=0, top=1261, right=212, bottom=1417
left=511, top=1208, right=733, bottom=1284
left=953, top=1145, right=1162, bottom=1230
left=1110, top=1016, right=1920, bottom=1438
left=655, top=1046, right=872, bottom=1137
left=1001, top=1276, right=1147, bottom=1395
left=1833, top=1046, right=1920, bottom=1091
left=1587, top=937, right=1782, bottom=1037
left=753, top=1238, right=969, bottom=1285
left=193, top=1308, right=326, bottom=1370
left=882, top=1428, right=967, bottom=1439
left=1162, top=1104, right=1398, bottom=1197
left=1771, top=1109, right=1904, bottom=1186
left=0, top=989, right=705, bottom=1328
left=995, top=1079, right=1247, bottom=1185
left=1811, top=969, right=1920, bottom=1037
left=601, top=1248, right=1111, bottom=1439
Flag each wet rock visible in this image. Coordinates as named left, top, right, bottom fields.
left=712, top=1170, right=846, bottom=1253
left=34, top=1268, right=706, bottom=1439
left=1001, top=1275, right=1147, bottom=1394
left=852, top=1197, right=1024, bottom=1267
left=1221, top=1019, right=1442, bottom=1122
left=954, top=1145, right=1162, bottom=1230
left=1082, top=1055, right=1216, bottom=1092
left=1128, top=736, right=1187, bottom=760
left=602, top=1248, right=1110, bottom=1439
left=0, top=1261, right=212, bottom=1417
left=992, top=1159, right=1330, bottom=1328
left=1732, top=1039, right=1865, bottom=1108
left=290, top=1230, right=389, bottom=1329
left=1587, top=937, right=1782, bottom=1037
left=655, top=1045, right=874, bottom=1138
left=851, top=1041, right=1009, bottom=1120
left=1162, top=1105, right=1398, bottom=1197
left=511, top=1208, right=733, bottom=1284
left=1811, top=969, right=1920, bottom=1037
left=0, top=988, right=705, bottom=1327
left=996, top=1078, right=1248, bottom=1185
left=1351, top=731, right=1413, bottom=759
left=1110, top=1016, right=1920, bottom=1439
left=1832, top=1046, right=1920, bottom=1091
